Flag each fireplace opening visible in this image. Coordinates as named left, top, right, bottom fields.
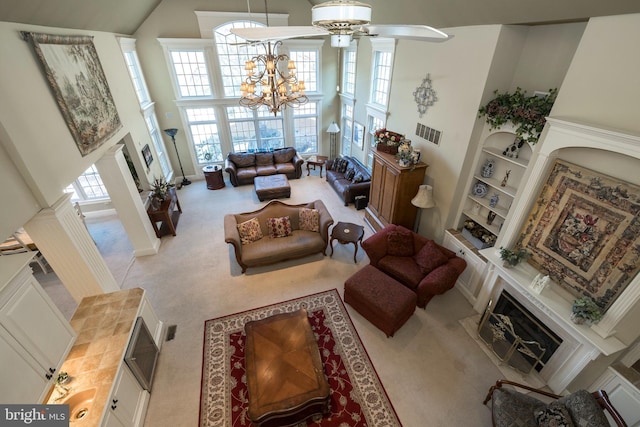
left=478, top=291, right=563, bottom=374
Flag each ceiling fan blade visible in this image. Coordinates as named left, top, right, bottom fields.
left=362, top=24, right=452, bottom=42
left=231, top=26, right=329, bottom=42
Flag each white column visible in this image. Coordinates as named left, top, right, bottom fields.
left=96, top=145, right=160, bottom=257
left=24, top=193, right=119, bottom=302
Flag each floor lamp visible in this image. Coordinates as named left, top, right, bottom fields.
left=411, top=184, right=435, bottom=233
left=164, top=128, right=191, bottom=187
left=327, top=122, right=340, bottom=159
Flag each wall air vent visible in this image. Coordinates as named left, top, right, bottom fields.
left=415, top=122, right=442, bottom=145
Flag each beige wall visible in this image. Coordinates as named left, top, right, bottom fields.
left=0, top=21, right=160, bottom=240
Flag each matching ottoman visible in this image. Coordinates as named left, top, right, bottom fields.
left=254, top=175, right=291, bottom=201
left=344, top=265, right=417, bottom=337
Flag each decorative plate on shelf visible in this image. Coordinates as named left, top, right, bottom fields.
left=472, top=181, right=488, bottom=198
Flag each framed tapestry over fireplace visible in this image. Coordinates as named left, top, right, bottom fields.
left=517, top=159, right=640, bottom=312
left=21, top=32, right=122, bottom=156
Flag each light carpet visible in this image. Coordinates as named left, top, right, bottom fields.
left=199, top=289, right=401, bottom=427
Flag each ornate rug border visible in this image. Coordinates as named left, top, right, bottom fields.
left=198, top=289, right=402, bottom=427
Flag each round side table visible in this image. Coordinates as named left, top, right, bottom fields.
left=203, top=165, right=225, bottom=190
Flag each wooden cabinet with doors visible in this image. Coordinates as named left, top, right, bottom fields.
left=364, top=150, right=428, bottom=232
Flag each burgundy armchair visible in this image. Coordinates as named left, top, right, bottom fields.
left=361, top=224, right=467, bottom=308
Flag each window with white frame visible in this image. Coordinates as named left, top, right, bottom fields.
left=226, top=106, right=284, bottom=152
left=185, top=107, right=223, bottom=164
left=65, top=165, right=109, bottom=202
left=341, top=101, right=354, bottom=157
left=120, top=38, right=172, bottom=179
left=170, top=50, right=212, bottom=98
left=342, top=42, right=357, bottom=96
left=158, top=14, right=322, bottom=165
left=369, top=39, right=396, bottom=109
left=366, top=111, right=386, bottom=168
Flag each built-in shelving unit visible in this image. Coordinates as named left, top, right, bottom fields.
left=457, top=123, right=534, bottom=247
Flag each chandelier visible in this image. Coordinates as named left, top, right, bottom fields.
left=239, top=41, right=308, bottom=116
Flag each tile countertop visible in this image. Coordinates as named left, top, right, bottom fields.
left=46, top=288, right=145, bottom=426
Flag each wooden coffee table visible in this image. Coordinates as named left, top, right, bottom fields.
left=306, top=155, right=328, bottom=177
left=330, top=221, right=365, bottom=263
left=244, top=309, right=330, bottom=427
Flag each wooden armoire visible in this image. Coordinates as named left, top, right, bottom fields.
left=364, top=150, right=428, bottom=232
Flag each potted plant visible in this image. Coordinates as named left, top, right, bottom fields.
left=150, top=178, right=174, bottom=209
left=571, top=297, right=603, bottom=325
left=478, top=87, right=557, bottom=144
left=499, top=246, right=529, bottom=267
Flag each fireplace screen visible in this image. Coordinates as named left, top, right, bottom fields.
left=478, top=291, right=562, bottom=374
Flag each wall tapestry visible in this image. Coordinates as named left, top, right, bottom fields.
left=21, top=32, right=122, bottom=156
left=517, top=159, right=640, bottom=312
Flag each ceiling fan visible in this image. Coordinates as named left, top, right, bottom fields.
left=231, top=0, right=452, bottom=48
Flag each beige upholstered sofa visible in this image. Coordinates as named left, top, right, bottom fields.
left=224, top=147, right=303, bottom=187
left=224, top=200, right=334, bottom=273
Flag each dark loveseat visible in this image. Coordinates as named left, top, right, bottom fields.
left=325, top=156, right=371, bottom=206
left=224, top=147, right=303, bottom=187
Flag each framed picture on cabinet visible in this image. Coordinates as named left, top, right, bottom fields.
left=353, top=122, right=365, bottom=149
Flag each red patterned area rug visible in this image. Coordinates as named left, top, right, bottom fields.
left=199, top=289, right=402, bottom=427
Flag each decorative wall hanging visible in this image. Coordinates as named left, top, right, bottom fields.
left=413, top=74, right=438, bottom=117
left=21, top=32, right=122, bottom=156
left=517, top=159, right=640, bottom=312
left=142, top=144, right=153, bottom=167
left=353, top=121, right=365, bottom=149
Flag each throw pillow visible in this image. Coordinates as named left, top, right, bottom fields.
left=386, top=228, right=415, bottom=257
left=266, top=216, right=293, bottom=238
left=237, top=217, right=263, bottom=245
left=352, top=171, right=365, bottom=184
left=344, top=167, right=356, bottom=181
left=534, top=402, right=576, bottom=427
left=414, top=240, right=449, bottom=274
left=340, top=159, right=349, bottom=173
left=299, top=208, right=320, bottom=232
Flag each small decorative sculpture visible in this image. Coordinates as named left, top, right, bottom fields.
left=489, top=193, right=499, bottom=208
left=501, top=170, right=511, bottom=187
left=503, top=137, right=525, bottom=158
left=481, top=158, right=495, bottom=178
left=487, top=211, right=497, bottom=225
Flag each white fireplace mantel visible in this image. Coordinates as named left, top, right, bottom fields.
left=476, top=249, right=627, bottom=393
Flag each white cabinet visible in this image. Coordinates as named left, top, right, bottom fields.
left=455, top=123, right=534, bottom=248
left=0, top=253, right=76, bottom=403
left=102, top=365, right=148, bottom=427
left=590, top=366, right=640, bottom=427
left=442, top=229, right=487, bottom=305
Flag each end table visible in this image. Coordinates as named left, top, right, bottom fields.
left=330, top=221, right=365, bottom=263
left=306, top=155, right=328, bottom=178
left=203, top=165, right=225, bottom=190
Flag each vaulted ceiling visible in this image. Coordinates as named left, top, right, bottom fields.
left=1, top=0, right=639, bottom=35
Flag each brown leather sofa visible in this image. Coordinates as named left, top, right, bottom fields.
left=224, top=200, right=334, bottom=273
left=361, top=224, right=467, bottom=308
left=325, top=156, right=371, bottom=206
left=224, top=147, right=303, bottom=187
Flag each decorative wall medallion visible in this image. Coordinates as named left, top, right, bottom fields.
left=473, top=181, right=488, bottom=198
left=413, top=74, right=438, bottom=117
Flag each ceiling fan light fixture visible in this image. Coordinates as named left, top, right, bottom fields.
left=312, top=0, right=372, bottom=29
left=331, top=34, right=351, bottom=48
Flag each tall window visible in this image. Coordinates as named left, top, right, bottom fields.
left=185, top=107, right=223, bottom=164
left=159, top=15, right=323, bottom=168
left=342, top=42, right=357, bottom=96
left=120, top=38, right=172, bottom=179
left=366, top=113, right=385, bottom=168
left=341, top=103, right=354, bottom=157
left=369, top=39, right=396, bottom=109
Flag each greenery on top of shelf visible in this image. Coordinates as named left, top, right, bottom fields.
left=478, top=87, right=558, bottom=144
left=499, top=246, right=529, bottom=267
left=571, top=297, right=603, bottom=324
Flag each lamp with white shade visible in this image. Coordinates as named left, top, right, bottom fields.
left=411, top=184, right=435, bottom=233
left=327, top=121, right=340, bottom=159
